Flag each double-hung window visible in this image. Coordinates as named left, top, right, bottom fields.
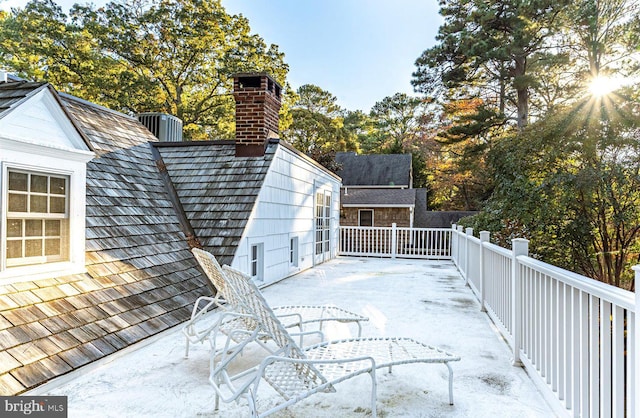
left=6, top=169, right=70, bottom=267
left=0, top=84, right=94, bottom=282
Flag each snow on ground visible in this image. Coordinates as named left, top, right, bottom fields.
left=42, top=257, right=555, bottom=417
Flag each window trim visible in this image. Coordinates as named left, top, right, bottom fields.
left=6, top=169, right=70, bottom=267
left=1, top=162, right=87, bottom=282
left=359, top=209, right=374, bottom=227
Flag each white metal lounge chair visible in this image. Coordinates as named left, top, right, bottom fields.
left=210, top=264, right=460, bottom=417
left=183, top=248, right=369, bottom=357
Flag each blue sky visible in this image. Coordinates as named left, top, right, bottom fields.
left=0, top=0, right=442, bottom=112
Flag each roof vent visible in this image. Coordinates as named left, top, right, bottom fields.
left=138, top=113, right=184, bottom=142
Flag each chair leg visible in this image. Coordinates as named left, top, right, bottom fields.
left=446, top=362, right=454, bottom=405
left=369, top=368, right=378, bottom=418
left=185, top=338, right=190, bottom=358
left=248, top=387, right=259, bottom=418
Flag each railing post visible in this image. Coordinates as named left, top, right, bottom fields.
left=457, top=225, right=464, bottom=276
left=634, top=265, right=640, bottom=418
left=391, top=222, right=397, bottom=259
left=451, top=224, right=457, bottom=261
left=479, top=231, right=490, bottom=312
left=511, top=238, right=529, bottom=366
left=465, top=227, right=473, bottom=286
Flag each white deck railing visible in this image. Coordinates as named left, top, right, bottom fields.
left=339, top=223, right=640, bottom=417
left=340, top=224, right=451, bottom=259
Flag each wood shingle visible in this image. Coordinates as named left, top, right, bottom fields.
left=155, top=141, right=275, bottom=265
left=0, top=86, right=211, bottom=395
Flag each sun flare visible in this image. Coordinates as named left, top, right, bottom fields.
left=588, top=75, right=623, bottom=97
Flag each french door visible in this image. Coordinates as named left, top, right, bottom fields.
left=314, top=189, right=331, bottom=264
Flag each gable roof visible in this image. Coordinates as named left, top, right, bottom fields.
left=154, top=140, right=275, bottom=266
left=0, top=81, right=48, bottom=118
left=0, top=81, right=94, bottom=151
left=341, top=188, right=417, bottom=207
left=0, top=90, right=210, bottom=395
left=335, top=152, right=412, bottom=187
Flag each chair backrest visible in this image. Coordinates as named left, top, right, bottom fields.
left=192, top=248, right=241, bottom=308
left=221, top=265, right=331, bottom=399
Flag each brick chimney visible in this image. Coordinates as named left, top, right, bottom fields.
left=233, top=73, right=281, bottom=157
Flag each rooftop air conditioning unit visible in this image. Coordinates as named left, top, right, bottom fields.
left=138, top=112, right=184, bottom=142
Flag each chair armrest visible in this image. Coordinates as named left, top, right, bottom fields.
left=273, top=312, right=303, bottom=328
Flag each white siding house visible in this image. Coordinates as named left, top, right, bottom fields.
left=0, top=74, right=342, bottom=394
left=233, top=143, right=341, bottom=284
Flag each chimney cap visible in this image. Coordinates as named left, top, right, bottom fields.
left=232, top=73, right=282, bottom=89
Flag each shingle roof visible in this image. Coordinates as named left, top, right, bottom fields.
left=335, top=152, right=412, bottom=187
left=0, top=81, right=47, bottom=118
left=341, top=188, right=416, bottom=206
left=0, top=91, right=210, bottom=395
left=155, top=141, right=274, bottom=266
left=0, top=81, right=94, bottom=151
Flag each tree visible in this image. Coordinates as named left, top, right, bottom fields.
left=413, top=0, right=573, bottom=139
left=417, top=0, right=640, bottom=286
left=281, top=84, right=358, bottom=171
left=426, top=98, right=496, bottom=210
left=464, top=91, right=640, bottom=288
left=367, top=93, right=425, bottom=152
left=411, top=0, right=573, bottom=210
left=292, top=84, right=342, bottom=117
left=0, top=0, right=289, bottom=139
left=565, top=0, right=640, bottom=82
left=363, top=93, right=434, bottom=188
left=343, top=110, right=375, bottom=152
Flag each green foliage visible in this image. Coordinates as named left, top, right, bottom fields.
left=343, top=110, right=375, bottom=152
left=0, top=0, right=288, bottom=139
left=363, top=93, right=438, bottom=189
left=418, top=0, right=640, bottom=287
left=413, top=0, right=569, bottom=132
left=465, top=93, right=640, bottom=288
left=368, top=93, right=426, bottom=152
left=281, top=84, right=358, bottom=172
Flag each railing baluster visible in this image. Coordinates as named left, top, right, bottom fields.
left=612, top=305, right=624, bottom=417
left=570, top=286, right=580, bottom=411
left=589, top=296, right=601, bottom=416
left=629, top=306, right=636, bottom=418
left=558, top=281, right=565, bottom=398
left=579, top=290, right=589, bottom=417
left=601, top=300, right=612, bottom=416
left=550, top=275, right=556, bottom=385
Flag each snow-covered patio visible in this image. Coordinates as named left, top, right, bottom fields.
left=38, top=257, right=555, bottom=417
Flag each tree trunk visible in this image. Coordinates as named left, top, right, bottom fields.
left=514, top=55, right=528, bottom=132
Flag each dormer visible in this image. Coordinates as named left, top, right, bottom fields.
left=0, top=81, right=94, bottom=282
